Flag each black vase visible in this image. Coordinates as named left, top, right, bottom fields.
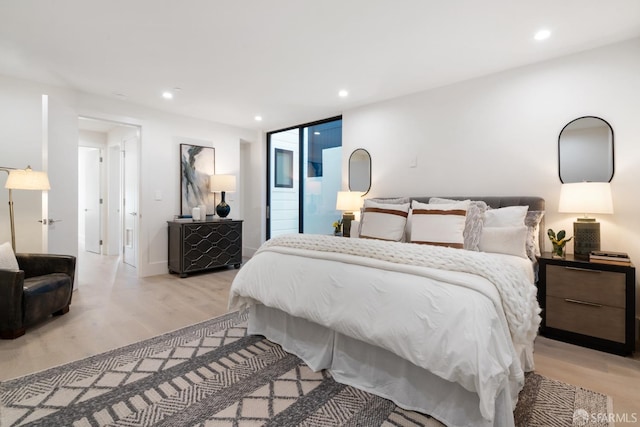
left=216, top=191, right=231, bottom=218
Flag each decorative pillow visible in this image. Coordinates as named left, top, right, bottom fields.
left=478, top=226, right=529, bottom=259
left=483, top=205, right=528, bottom=227
left=359, top=197, right=411, bottom=239
left=0, top=242, right=19, bottom=271
left=350, top=220, right=360, bottom=238
left=410, top=200, right=469, bottom=248
left=524, top=210, right=545, bottom=261
left=429, top=198, right=487, bottom=251
left=359, top=200, right=410, bottom=241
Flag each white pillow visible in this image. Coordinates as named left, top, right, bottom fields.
left=483, top=205, right=528, bottom=227
left=410, top=200, right=469, bottom=248
left=429, top=198, right=487, bottom=251
left=0, top=242, right=19, bottom=271
left=359, top=200, right=410, bottom=241
left=350, top=220, right=360, bottom=238
left=479, top=226, right=528, bottom=259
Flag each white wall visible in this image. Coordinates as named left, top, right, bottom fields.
left=342, top=38, right=640, bottom=311
left=0, top=74, right=258, bottom=276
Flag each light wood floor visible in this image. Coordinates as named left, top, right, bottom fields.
left=1, top=250, right=639, bottom=420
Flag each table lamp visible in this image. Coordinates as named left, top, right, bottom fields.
left=558, top=182, right=613, bottom=259
left=336, top=191, right=363, bottom=237
left=210, top=174, right=236, bottom=218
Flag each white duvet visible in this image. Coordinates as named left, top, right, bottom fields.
left=228, top=234, right=540, bottom=423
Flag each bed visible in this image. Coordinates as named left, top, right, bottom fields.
left=229, top=196, right=544, bottom=427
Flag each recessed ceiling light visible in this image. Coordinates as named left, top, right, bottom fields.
left=534, top=29, right=551, bottom=41
left=314, top=131, right=321, bottom=135
left=254, top=115, right=263, bottom=121
left=112, top=92, right=127, bottom=100
left=338, top=90, right=349, bottom=98
left=162, top=91, right=173, bottom=99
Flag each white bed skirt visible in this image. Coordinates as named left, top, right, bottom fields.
left=249, top=304, right=517, bottom=427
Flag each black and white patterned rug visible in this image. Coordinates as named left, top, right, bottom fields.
left=0, top=311, right=611, bottom=426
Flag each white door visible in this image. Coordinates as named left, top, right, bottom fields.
left=83, top=148, right=101, bottom=253
left=122, top=136, right=138, bottom=267
left=44, top=95, right=79, bottom=258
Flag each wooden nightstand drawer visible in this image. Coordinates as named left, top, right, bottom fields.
left=546, top=296, right=625, bottom=343
left=546, top=264, right=625, bottom=308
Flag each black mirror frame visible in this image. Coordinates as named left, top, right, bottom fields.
left=558, top=116, right=614, bottom=183
left=348, top=148, right=372, bottom=195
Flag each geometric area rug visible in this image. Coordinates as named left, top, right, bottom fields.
left=0, top=311, right=612, bottom=427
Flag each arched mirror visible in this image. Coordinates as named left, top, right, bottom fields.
left=559, top=116, right=614, bottom=183
left=348, top=148, right=371, bottom=195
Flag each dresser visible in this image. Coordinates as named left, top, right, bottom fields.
left=537, top=253, right=636, bottom=355
left=168, top=219, right=243, bottom=277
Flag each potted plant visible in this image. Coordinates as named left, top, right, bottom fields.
left=332, top=219, right=343, bottom=236
left=547, top=228, right=572, bottom=258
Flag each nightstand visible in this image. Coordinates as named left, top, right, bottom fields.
left=537, top=253, right=636, bottom=355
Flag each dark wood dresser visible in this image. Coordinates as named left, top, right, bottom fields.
left=537, top=252, right=636, bottom=356
left=168, top=219, right=243, bottom=277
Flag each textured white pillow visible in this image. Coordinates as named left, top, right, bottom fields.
left=359, top=200, right=410, bottom=241
left=0, top=241, right=19, bottom=271
left=483, top=205, right=528, bottom=227
left=479, top=226, right=528, bottom=259
left=410, top=200, right=469, bottom=248
left=429, top=198, right=487, bottom=251
left=524, top=210, right=545, bottom=260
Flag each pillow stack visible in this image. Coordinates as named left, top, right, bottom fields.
left=355, top=197, right=544, bottom=261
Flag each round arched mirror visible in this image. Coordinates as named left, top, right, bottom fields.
left=348, top=148, right=371, bottom=195
left=558, top=116, right=614, bottom=183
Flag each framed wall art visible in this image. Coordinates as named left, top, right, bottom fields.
left=179, top=142, right=215, bottom=216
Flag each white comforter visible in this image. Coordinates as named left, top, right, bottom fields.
left=228, top=234, right=540, bottom=423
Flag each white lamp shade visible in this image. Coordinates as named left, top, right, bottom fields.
left=5, top=168, right=50, bottom=190
left=209, top=174, right=236, bottom=192
left=558, top=182, right=613, bottom=214
left=336, top=191, right=363, bottom=212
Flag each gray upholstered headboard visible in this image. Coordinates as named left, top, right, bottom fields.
left=379, top=196, right=546, bottom=254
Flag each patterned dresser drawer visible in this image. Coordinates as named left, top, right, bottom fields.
left=168, top=219, right=243, bottom=277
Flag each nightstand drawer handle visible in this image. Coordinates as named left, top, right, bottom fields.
left=565, top=298, right=603, bottom=308
left=564, top=267, right=602, bottom=273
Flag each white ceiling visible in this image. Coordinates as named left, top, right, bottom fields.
left=1, top=1, right=639, bottom=132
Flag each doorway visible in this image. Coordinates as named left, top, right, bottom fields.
left=78, top=117, right=140, bottom=268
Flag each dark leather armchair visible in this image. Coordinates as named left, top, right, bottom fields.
left=0, top=253, right=76, bottom=339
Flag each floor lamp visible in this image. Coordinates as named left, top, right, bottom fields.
left=0, top=166, right=51, bottom=251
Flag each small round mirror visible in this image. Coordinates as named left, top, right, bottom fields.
left=558, top=116, right=614, bottom=183
left=348, top=149, right=371, bottom=195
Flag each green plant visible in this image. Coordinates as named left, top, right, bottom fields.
left=547, top=228, right=572, bottom=257
left=332, top=219, right=343, bottom=233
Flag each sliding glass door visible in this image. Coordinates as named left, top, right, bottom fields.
left=267, top=117, right=342, bottom=239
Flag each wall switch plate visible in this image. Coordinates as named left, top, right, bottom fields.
left=154, top=190, right=162, bottom=201
left=409, top=155, right=418, bottom=168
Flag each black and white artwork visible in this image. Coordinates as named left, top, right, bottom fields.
left=179, top=142, right=215, bottom=216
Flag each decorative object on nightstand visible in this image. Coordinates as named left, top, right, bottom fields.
left=0, top=165, right=51, bottom=251
left=558, top=182, right=613, bottom=259
left=332, top=218, right=342, bottom=235
left=210, top=174, right=236, bottom=218
left=546, top=228, right=572, bottom=259
left=589, top=250, right=631, bottom=266
left=336, top=191, right=363, bottom=237
left=537, top=252, right=635, bottom=356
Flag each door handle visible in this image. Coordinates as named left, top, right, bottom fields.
left=38, top=219, right=62, bottom=224
left=129, top=212, right=138, bottom=216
